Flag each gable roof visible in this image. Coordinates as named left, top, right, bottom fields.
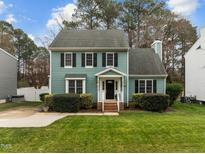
left=0, top=48, right=18, bottom=61
left=95, top=67, right=126, bottom=76
left=129, top=48, right=167, bottom=76
left=49, top=29, right=129, bottom=51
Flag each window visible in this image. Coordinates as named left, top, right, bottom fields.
left=139, top=80, right=145, bottom=93
left=85, top=53, right=93, bottom=67
left=68, top=80, right=75, bottom=93
left=138, top=80, right=154, bottom=93
left=116, top=81, right=118, bottom=90
left=67, top=79, right=85, bottom=94
left=102, top=81, right=105, bottom=90
left=146, top=80, right=153, bottom=93
left=106, top=53, right=114, bottom=67
left=76, top=80, right=83, bottom=94
left=65, top=53, right=72, bottom=67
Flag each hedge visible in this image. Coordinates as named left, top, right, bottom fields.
left=52, top=94, right=80, bottom=112
left=44, top=94, right=53, bottom=110
left=140, top=93, right=170, bottom=112
left=80, top=93, right=93, bottom=109
left=132, top=93, right=144, bottom=107
left=39, top=93, right=49, bottom=102
left=166, top=83, right=183, bottom=106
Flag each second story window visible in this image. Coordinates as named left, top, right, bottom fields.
left=65, top=53, right=72, bottom=67
left=106, top=52, right=114, bottom=67
left=85, top=53, right=93, bottom=67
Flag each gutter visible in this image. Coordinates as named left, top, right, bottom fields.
left=48, top=47, right=129, bottom=51
left=129, top=74, right=168, bottom=78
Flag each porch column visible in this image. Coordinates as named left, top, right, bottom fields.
left=97, top=76, right=100, bottom=102
left=122, top=76, right=124, bottom=103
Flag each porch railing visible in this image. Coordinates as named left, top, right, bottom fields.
left=101, top=91, right=105, bottom=112
left=116, top=92, right=120, bottom=112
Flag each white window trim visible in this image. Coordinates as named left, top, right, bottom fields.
left=106, top=52, right=114, bottom=67
left=64, top=52, right=73, bottom=68
left=85, top=52, right=94, bottom=68
left=138, top=79, right=153, bottom=93
left=65, top=78, right=86, bottom=94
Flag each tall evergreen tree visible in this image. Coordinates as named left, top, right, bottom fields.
left=74, top=0, right=101, bottom=29
left=98, top=0, right=121, bottom=29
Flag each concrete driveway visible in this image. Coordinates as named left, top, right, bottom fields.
left=0, top=107, right=68, bottom=128
left=0, top=107, right=118, bottom=128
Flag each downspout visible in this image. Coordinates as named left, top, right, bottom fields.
left=49, top=50, right=52, bottom=94
left=127, top=48, right=130, bottom=106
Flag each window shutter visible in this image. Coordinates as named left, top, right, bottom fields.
left=135, top=80, right=138, bottom=93
left=153, top=80, right=157, bottom=93
left=102, top=53, right=106, bottom=67
left=114, top=53, right=118, bottom=67
left=72, top=53, right=76, bottom=67
left=94, top=53, right=97, bottom=67
left=82, top=53, right=85, bottom=67
left=61, top=53, right=64, bottom=67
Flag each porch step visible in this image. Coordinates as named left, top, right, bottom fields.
left=104, top=102, right=118, bottom=112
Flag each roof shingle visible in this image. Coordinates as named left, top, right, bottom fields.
left=49, top=29, right=129, bottom=51
left=129, top=48, right=167, bottom=76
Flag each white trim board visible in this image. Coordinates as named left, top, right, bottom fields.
left=129, top=74, right=167, bottom=78
left=49, top=47, right=129, bottom=51
left=0, top=48, right=18, bottom=61
left=95, top=67, right=127, bottom=76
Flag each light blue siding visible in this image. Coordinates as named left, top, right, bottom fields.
left=129, top=77, right=166, bottom=101
left=51, top=51, right=128, bottom=102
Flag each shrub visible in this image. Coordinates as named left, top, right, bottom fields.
left=132, top=93, right=144, bottom=106
left=128, top=102, right=138, bottom=109
left=39, top=93, right=49, bottom=102
left=80, top=93, right=93, bottom=109
left=44, top=94, right=53, bottom=110
left=140, top=93, right=169, bottom=112
left=52, top=94, right=80, bottom=112
left=166, top=83, right=183, bottom=106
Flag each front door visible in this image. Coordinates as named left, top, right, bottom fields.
left=106, top=80, right=114, bottom=99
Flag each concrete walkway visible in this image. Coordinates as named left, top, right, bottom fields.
left=0, top=107, right=119, bottom=128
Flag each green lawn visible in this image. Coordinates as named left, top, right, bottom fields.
left=1, top=102, right=205, bottom=152
left=0, top=101, right=42, bottom=112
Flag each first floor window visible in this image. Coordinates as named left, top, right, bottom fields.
left=65, top=53, right=72, bottom=67
left=76, top=80, right=83, bottom=94
left=139, top=80, right=145, bottom=93
left=146, top=80, right=153, bottom=93
left=137, top=80, right=154, bottom=93
left=67, top=79, right=84, bottom=94
left=68, top=80, right=75, bottom=93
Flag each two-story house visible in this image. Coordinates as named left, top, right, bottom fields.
left=49, top=29, right=167, bottom=112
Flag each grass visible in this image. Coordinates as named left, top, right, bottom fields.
left=0, top=101, right=42, bottom=112
left=1, top=102, right=205, bottom=152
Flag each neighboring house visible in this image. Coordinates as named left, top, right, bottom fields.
left=49, top=29, right=167, bottom=111
left=0, top=48, right=17, bottom=100
left=185, top=27, right=205, bottom=101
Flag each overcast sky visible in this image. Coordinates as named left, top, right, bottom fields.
left=0, top=0, right=204, bottom=45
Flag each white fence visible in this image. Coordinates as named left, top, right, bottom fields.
left=17, top=86, right=49, bottom=101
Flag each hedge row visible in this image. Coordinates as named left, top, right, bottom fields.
left=132, top=93, right=170, bottom=112
left=43, top=93, right=93, bottom=112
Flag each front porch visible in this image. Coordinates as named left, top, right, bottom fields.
left=95, top=68, right=127, bottom=112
